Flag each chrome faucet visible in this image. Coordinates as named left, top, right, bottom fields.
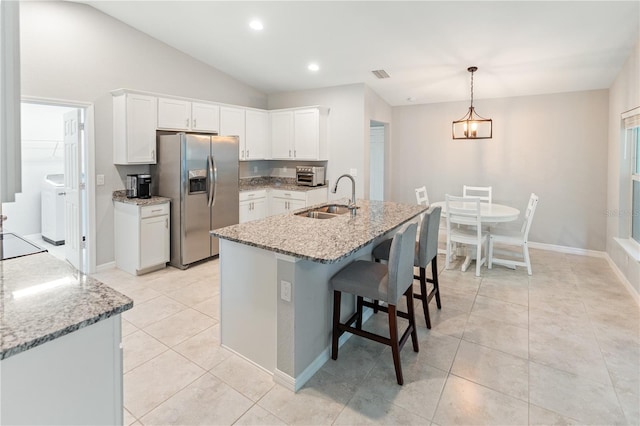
left=332, top=174, right=357, bottom=216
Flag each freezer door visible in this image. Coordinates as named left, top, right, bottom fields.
left=210, top=136, right=239, bottom=256
left=182, top=134, right=214, bottom=265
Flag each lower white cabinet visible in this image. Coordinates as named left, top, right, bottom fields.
left=269, top=188, right=328, bottom=216
left=114, top=201, right=170, bottom=275
left=239, top=190, right=268, bottom=223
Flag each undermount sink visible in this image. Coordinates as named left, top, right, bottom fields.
left=295, top=204, right=356, bottom=219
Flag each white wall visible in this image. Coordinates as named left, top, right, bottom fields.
left=391, top=90, right=609, bottom=251
left=364, top=86, right=393, bottom=199
left=1, top=104, right=70, bottom=236
left=607, top=40, right=640, bottom=294
left=268, top=84, right=366, bottom=202
left=20, top=1, right=267, bottom=266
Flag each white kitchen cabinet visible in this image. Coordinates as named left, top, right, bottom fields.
left=114, top=201, right=170, bottom=275
left=157, top=98, right=220, bottom=133
left=113, top=91, right=157, bottom=164
left=244, top=109, right=269, bottom=160
left=239, top=190, right=268, bottom=223
left=220, top=106, right=246, bottom=156
left=270, top=107, right=328, bottom=160
left=269, top=187, right=328, bottom=216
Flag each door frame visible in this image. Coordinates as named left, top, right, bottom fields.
left=22, top=96, right=96, bottom=274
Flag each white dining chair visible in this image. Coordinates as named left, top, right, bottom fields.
left=488, top=193, right=539, bottom=275
left=463, top=185, right=492, bottom=203
left=415, top=186, right=429, bottom=206
left=445, top=194, right=489, bottom=277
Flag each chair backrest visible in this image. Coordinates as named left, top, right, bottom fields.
left=415, top=186, right=429, bottom=206
left=520, top=193, right=539, bottom=240
left=445, top=194, right=483, bottom=238
left=463, top=185, right=492, bottom=203
left=417, top=205, right=441, bottom=267
left=387, top=221, right=418, bottom=303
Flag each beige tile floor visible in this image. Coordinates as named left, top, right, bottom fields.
left=92, top=249, right=640, bottom=425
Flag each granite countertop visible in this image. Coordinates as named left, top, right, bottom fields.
left=211, top=199, right=426, bottom=264
left=0, top=253, right=133, bottom=360
left=112, top=190, right=171, bottom=206
left=240, top=177, right=328, bottom=193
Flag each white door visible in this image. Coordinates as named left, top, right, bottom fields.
left=63, top=109, right=82, bottom=270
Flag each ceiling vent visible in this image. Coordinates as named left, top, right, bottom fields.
left=371, top=69, right=390, bottom=79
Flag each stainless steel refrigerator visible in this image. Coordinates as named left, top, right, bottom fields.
left=152, top=132, right=239, bottom=269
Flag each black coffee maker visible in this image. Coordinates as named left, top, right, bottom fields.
left=136, top=174, right=152, bottom=199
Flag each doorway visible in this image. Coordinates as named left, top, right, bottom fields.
left=1, top=99, right=94, bottom=273
left=369, top=121, right=387, bottom=201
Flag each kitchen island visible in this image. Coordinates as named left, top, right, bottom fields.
left=0, top=252, right=133, bottom=425
left=210, top=199, right=426, bottom=391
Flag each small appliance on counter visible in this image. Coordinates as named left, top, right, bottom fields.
left=126, top=174, right=138, bottom=198
left=296, top=166, right=326, bottom=186
left=136, top=174, right=152, bottom=199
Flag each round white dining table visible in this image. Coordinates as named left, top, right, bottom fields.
left=430, top=201, right=520, bottom=272
left=430, top=201, right=520, bottom=222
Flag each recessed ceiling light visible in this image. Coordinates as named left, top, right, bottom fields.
left=308, top=63, right=320, bottom=72
left=249, top=20, right=263, bottom=31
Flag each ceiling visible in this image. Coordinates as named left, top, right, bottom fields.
left=81, top=1, right=639, bottom=106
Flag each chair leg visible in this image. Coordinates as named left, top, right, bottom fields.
left=488, top=237, right=494, bottom=269
left=475, top=242, right=482, bottom=277
left=405, top=287, right=419, bottom=353
left=387, top=304, right=403, bottom=385
left=356, top=296, right=364, bottom=329
left=523, top=242, right=532, bottom=275
left=432, top=257, right=441, bottom=309
left=445, top=237, right=452, bottom=270
left=418, top=267, right=431, bottom=329
left=331, top=290, right=341, bottom=360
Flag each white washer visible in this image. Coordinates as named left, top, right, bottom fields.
left=41, top=174, right=65, bottom=245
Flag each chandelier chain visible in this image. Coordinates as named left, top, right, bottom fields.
left=470, top=69, right=474, bottom=109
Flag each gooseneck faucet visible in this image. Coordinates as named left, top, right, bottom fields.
left=332, top=174, right=357, bottom=216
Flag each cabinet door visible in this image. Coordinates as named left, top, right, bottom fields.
left=293, top=108, right=319, bottom=160
left=126, top=94, right=157, bottom=164
left=269, top=198, right=288, bottom=216
left=220, top=106, right=246, bottom=158
left=239, top=200, right=252, bottom=223
left=288, top=199, right=306, bottom=211
left=270, top=111, right=293, bottom=159
left=192, top=102, right=220, bottom=133
left=252, top=197, right=267, bottom=220
left=157, top=98, right=190, bottom=130
left=245, top=110, right=269, bottom=160
left=139, top=215, right=169, bottom=269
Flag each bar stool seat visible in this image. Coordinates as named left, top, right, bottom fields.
left=330, top=221, right=418, bottom=385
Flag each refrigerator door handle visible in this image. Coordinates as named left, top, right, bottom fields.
left=207, top=155, right=218, bottom=207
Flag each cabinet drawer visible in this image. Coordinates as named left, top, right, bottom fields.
left=270, top=189, right=306, bottom=201
left=239, top=190, right=267, bottom=202
left=140, top=203, right=170, bottom=218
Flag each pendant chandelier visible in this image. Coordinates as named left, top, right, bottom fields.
left=452, top=66, right=492, bottom=139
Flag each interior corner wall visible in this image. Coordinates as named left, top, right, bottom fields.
left=267, top=84, right=366, bottom=202
left=19, top=1, right=267, bottom=266
left=364, top=86, right=393, bottom=200
left=391, top=90, right=609, bottom=251
left=607, top=40, right=640, bottom=293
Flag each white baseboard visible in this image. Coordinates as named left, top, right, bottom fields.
left=95, top=261, right=116, bottom=273
left=605, top=254, right=640, bottom=305
left=528, top=241, right=606, bottom=258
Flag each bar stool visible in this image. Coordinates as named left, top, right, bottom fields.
left=372, top=206, right=442, bottom=329
left=330, top=221, right=418, bottom=385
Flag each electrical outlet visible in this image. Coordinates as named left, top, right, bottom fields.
left=96, top=174, right=105, bottom=186
left=280, top=280, right=291, bottom=302
left=349, top=168, right=357, bottom=177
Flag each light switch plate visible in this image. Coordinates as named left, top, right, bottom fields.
left=96, top=174, right=105, bottom=186
left=280, top=280, right=291, bottom=302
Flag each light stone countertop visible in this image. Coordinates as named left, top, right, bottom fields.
left=239, top=176, right=328, bottom=193
left=0, top=253, right=133, bottom=360
left=210, top=199, right=427, bottom=264
left=112, top=190, right=171, bottom=206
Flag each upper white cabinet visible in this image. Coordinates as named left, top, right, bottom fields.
left=157, top=97, right=220, bottom=133
left=244, top=110, right=269, bottom=160
left=113, top=92, right=157, bottom=165
left=270, top=107, right=328, bottom=160
left=220, top=106, right=246, bottom=156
